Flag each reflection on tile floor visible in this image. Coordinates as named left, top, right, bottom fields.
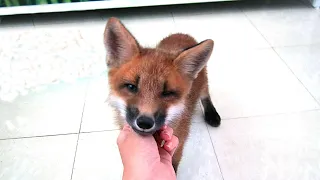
left=0, top=81, right=88, bottom=139
left=209, top=110, right=320, bottom=180
left=1, top=0, right=320, bottom=180
left=0, top=134, right=78, bottom=180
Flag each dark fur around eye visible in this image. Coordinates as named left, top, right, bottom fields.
left=162, top=82, right=179, bottom=98
left=161, top=91, right=178, bottom=98
left=124, top=84, right=138, bottom=93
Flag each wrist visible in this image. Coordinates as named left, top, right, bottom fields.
left=122, top=167, right=151, bottom=180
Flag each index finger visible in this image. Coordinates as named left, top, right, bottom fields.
left=163, top=135, right=179, bottom=156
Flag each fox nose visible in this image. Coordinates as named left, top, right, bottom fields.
left=136, top=116, right=155, bottom=130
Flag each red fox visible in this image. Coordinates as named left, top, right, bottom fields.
left=104, top=17, right=221, bottom=171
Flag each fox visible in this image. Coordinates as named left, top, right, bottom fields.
left=104, top=17, right=221, bottom=171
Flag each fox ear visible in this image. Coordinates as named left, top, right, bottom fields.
left=174, top=40, right=214, bottom=79
left=104, top=17, right=140, bottom=67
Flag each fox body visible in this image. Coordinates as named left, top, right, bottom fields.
left=104, top=17, right=221, bottom=171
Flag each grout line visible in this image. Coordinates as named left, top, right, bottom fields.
left=80, top=129, right=120, bottom=134
left=170, top=11, right=180, bottom=32
left=238, top=1, right=320, bottom=49
left=2, top=109, right=318, bottom=141
left=170, top=11, right=176, bottom=24
left=236, top=2, right=320, bottom=109
left=238, top=5, right=273, bottom=48
left=271, top=47, right=320, bottom=106
left=0, top=132, right=78, bottom=141
left=31, top=15, right=35, bottom=27
left=70, top=84, right=89, bottom=180
left=0, top=129, right=121, bottom=141
left=31, top=14, right=39, bottom=28
left=98, top=10, right=105, bottom=21
left=205, top=123, right=225, bottom=180
left=221, top=108, right=320, bottom=121
left=271, top=43, right=320, bottom=49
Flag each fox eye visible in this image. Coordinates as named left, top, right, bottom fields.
left=161, top=91, right=177, bottom=98
left=125, top=84, right=138, bottom=93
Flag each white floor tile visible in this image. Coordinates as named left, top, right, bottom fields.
left=274, top=45, right=320, bottom=104
left=172, top=5, right=270, bottom=50
left=178, top=122, right=223, bottom=180
left=207, top=48, right=319, bottom=119
left=192, top=102, right=206, bottom=123
left=0, top=81, right=87, bottom=139
left=0, top=134, right=77, bottom=180
left=81, top=73, right=119, bottom=132
left=79, top=23, right=106, bottom=53
left=0, top=12, right=106, bottom=138
left=33, top=11, right=106, bottom=52
left=208, top=110, right=320, bottom=180
left=71, top=131, right=123, bottom=180
left=242, top=1, right=320, bottom=47
left=0, top=26, right=105, bottom=103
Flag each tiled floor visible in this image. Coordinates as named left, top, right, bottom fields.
left=1, top=0, right=320, bottom=179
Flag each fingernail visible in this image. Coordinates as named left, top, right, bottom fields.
left=160, top=140, right=165, bottom=147
left=163, top=133, right=170, bottom=140
left=166, top=141, right=172, bottom=149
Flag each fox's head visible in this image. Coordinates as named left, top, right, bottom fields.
left=105, top=17, right=213, bottom=135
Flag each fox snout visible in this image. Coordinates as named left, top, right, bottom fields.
left=126, top=106, right=166, bottom=135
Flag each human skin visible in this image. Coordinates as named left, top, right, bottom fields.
left=117, top=124, right=179, bottom=180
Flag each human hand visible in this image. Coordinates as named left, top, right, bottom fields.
left=117, top=124, right=179, bottom=180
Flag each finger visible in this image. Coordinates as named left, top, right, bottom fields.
left=158, top=135, right=179, bottom=164
left=117, top=124, right=132, bottom=146
left=160, top=126, right=173, bottom=141
left=123, top=124, right=131, bottom=131
left=158, top=147, right=172, bottom=164
left=164, top=135, right=179, bottom=156
left=160, top=125, right=168, bottom=130
left=154, top=130, right=166, bottom=148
